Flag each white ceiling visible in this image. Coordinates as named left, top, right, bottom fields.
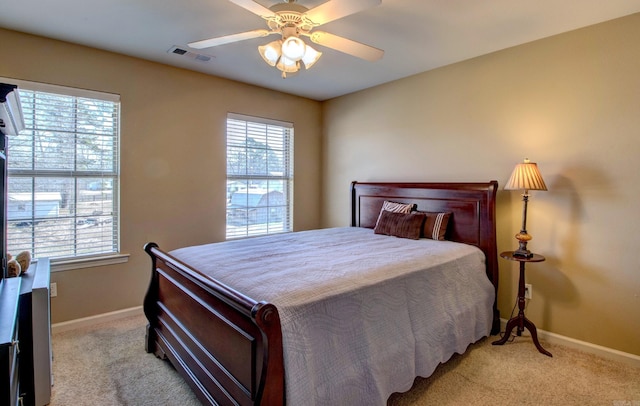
left=1, top=0, right=639, bottom=101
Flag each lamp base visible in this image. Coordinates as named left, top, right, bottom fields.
left=513, top=231, right=533, bottom=258
left=512, top=248, right=534, bottom=258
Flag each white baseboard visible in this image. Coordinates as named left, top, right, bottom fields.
left=500, top=319, right=640, bottom=368
left=52, top=311, right=640, bottom=368
left=52, top=306, right=144, bottom=334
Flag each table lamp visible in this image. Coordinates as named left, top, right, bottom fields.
left=505, top=158, right=547, bottom=258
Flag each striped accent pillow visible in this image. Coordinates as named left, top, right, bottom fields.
left=420, top=212, right=451, bottom=240
left=375, top=200, right=415, bottom=228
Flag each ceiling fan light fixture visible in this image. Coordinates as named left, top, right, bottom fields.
left=258, top=40, right=282, bottom=66
left=189, top=0, right=385, bottom=79
left=301, top=45, right=322, bottom=69
left=276, top=55, right=300, bottom=73
left=281, top=36, right=306, bottom=61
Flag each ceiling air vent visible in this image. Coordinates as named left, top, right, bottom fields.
left=167, top=46, right=214, bottom=63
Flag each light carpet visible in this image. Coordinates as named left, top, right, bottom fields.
left=50, top=314, right=640, bottom=405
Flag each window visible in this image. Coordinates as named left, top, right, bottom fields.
left=5, top=80, right=120, bottom=262
left=226, top=113, right=293, bottom=239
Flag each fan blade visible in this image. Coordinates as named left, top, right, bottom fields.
left=310, top=31, right=384, bottom=61
left=188, top=29, right=271, bottom=49
left=304, top=0, right=381, bottom=26
left=228, top=0, right=276, bottom=19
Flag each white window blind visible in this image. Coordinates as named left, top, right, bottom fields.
left=5, top=81, right=120, bottom=260
left=226, top=113, right=293, bottom=239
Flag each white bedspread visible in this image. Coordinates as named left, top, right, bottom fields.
left=171, top=227, right=495, bottom=406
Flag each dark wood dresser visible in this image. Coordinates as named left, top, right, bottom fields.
left=0, top=277, right=22, bottom=406
left=0, top=259, right=52, bottom=406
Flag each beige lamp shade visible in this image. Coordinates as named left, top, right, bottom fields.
left=505, top=158, right=547, bottom=192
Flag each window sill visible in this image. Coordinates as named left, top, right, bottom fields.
left=48, top=253, right=130, bottom=272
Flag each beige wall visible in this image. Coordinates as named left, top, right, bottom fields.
left=0, top=28, right=323, bottom=323
left=322, top=14, right=640, bottom=356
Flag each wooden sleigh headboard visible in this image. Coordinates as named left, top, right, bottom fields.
left=351, top=181, right=500, bottom=333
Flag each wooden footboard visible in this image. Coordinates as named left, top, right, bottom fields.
left=143, top=243, right=284, bottom=406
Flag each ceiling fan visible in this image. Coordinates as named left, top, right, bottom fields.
left=188, top=0, right=384, bottom=78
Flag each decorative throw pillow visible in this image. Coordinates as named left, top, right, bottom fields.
left=375, top=200, right=415, bottom=229
left=420, top=212, right=452, bottom=240
left=374, top=211, right=426, bottom=240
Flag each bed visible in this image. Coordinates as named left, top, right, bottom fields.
left=143, top=181, right=500, bottom=405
